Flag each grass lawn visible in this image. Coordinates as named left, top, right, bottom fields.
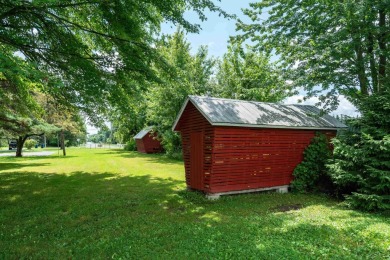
left=0, top=148, right=389, bottom=259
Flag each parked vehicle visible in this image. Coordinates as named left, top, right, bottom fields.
left=8, top=140, right=17, bottom=150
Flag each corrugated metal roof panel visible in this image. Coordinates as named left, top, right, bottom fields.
left=133, top=126, right=154, bottom=139
left=173, top=96, right=347, bottom=130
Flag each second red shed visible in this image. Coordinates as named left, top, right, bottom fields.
left=173, top=96, right=346, bottom=199
left=134, top=127, right=163, bottom=154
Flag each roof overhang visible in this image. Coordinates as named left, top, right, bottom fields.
left=172, top=97, right=214, bottom=131
left=134, top=126, right=154, bottom=139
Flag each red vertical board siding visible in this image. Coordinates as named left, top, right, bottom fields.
left=190, top=132, right=204, bottom=190
left=176, top=101, right=336, bottom=194
left=137, top=132, right=163, bottom=154
left=176, top=102, right=213, bottom=191
left=136, top=139, right=146, bottom=153
left=209, top=127, right=336, bottom=193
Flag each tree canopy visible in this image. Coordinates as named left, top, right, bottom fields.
left=215, top=41, right=291, bottom=102
left=237, top=0, right=389, bottom=110
left=146, top=29, right=216, bottom=156
left=0, top=0, right=231, bottom=123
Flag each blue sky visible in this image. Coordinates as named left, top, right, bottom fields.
left=161, top=0, right=255, bottom=57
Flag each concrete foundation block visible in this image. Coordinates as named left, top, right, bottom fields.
left=206, top=194, right=221, bottom=200
left=277, top=186, right=289, bottom=193
left=205, top=185, right=289, bottom=199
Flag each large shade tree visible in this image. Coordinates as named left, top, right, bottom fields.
left=146, top=29, right=216, bottom=156
left=0, top=0, right=230, bottom=124
left=237, top=0, right=389, bottom=110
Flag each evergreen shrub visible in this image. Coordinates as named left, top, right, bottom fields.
left=291, top=133, right=332, bottom=193
left=327, top=93, right=390, bottom=211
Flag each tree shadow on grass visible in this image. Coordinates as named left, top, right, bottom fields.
left=97, top=149, right=183, bottom=164
left=0, top=170, right=388, bottom=259
left=0, top=162, right=51, bottom=171
left=0, top=155, right=77, bottom=162
left=0, top=155, right=80, bottom=174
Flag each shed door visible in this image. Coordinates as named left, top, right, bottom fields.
left=190, top=132, right=204, bottom=190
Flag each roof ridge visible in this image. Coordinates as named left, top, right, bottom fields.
left=189, top=95, right=314, bottom=108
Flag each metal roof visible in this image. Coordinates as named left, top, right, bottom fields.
left=133, top=126, right=154, bottom=140
left=173, top=96, right=347, bottom=131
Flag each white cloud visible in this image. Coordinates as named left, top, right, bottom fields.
left=283, top=94, right=359, bottom=117
left=333, top=95, right=360, bottom=117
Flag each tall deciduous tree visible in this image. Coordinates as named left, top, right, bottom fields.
left=215, top=42, right=291, bottom=102
left=109, top=85, right=147, bottom=144
left=237, top=0, right=389, bottom=110
left=146, top=29, right=216, bottom=156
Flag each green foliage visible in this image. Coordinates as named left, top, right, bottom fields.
left=0, top=52, right=45, bottom=120
left=0, top=149, right=389, bottom=258
left=292, top=133, right=332, bottom=193
left=145, top=31, right=290, bottom=157
left=327, top=93, right=390, bottom=211
left=237, top=0, right=389, bottom=110
left=238, top=0, right=390, bottom=211
left=0, top=0, right=230, bottom=125
left=146, top=29, right=215, bottom=156
left=12, top=118, right=60, bottom=156
left=110, top=90, right=147, bottom=144
left=160, top=130, right=183, bottom=160
left=24, top=139, right=37, bottom=150
left=124, top=139, right=137, bottom=151
left=328, top=132, right=390, bottom=211
left=215, top=42, right=291, bottom=102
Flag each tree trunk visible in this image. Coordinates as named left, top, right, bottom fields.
left=367, top=31, right=378, bottom=93
left=378, top=9, right=387, bottom=92
left=15, top=136, right=27, bottom=157
left=355, top=45, right=369, bottom=96
left=61, top=130, right=66, bottom=156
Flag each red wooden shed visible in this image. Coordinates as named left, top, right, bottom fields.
left=173, top=96, right=346, bottom=198
left=134, top=127, right=163, bottom=154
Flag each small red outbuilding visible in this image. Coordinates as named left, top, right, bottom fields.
left=173, top=96, right=346, bottom=198
left=134, top=127, right=163, bottom=154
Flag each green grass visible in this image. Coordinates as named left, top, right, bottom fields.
left=0, top=148, right=389, bottom=259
